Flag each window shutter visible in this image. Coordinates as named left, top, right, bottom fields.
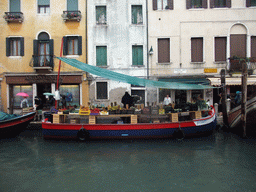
left=78, top=36, right=82, bottom=55
left=33, top=40, right=39, bottom=56
left=63, top=37, right=67, bottom=55
left=246, top=0, right=250, bottom=7
left=49, top=39, right=54, bottom=56
left=67, top=0, right=78, bottom=11
left=20, top=37, right=24, bottom=56
left=251, top=36, right=256, bottom=58
left=191, top=38, right=203, bottom=62
left=186, top=0, right=191, bottom=9
left=10, top=0, right=20, bottom=12
left=167, top=0, right=174, bottom=10
left=6, top=38, right=10, bottom=57
left=153, top=0, right=157, bottom=10
left=226, top=0, right=231, bottom=7
left=38, top=0, right=50, bottom=6
left=210, top=0, right=215, bottom=8
left=215, top=37, right=227, bottom=62
left=158, top=39, right=170, bottom=63
left=202, top=0, right=208, bottom=8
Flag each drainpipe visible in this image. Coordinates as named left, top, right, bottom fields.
left=146, top=0, right=149, bottom=79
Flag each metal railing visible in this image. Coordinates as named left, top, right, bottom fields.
left=61, top=11, right=81, bottom=21
left=32, top=55, right=54, bottom=68
left=4, top=12, right=24, bottom=22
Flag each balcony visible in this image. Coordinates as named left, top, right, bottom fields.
left=31, top=55, right=54, bottom=73
left=227, top=57, right=256, bottom=75
left=61, top=11, right=81, bottom=22
left=4, top=12, right=24, bottom=23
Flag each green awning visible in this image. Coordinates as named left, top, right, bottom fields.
left=57, top=57, right=214, bottom=90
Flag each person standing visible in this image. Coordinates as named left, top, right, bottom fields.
left=20, top=97, right=29, bottom=108
left=163, top=95, right=171, bottom=106
left=121, top=91, right=133, bottom=109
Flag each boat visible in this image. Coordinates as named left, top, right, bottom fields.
left=42, top=106, right=217, bottom=140
left=0, top=111, right=36, bottom=138
left=228, top=95, right=256, bottom=135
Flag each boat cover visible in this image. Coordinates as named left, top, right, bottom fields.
left=57, top=57, right=214, bottom=90
left=0, top=111, right=20, bottom=121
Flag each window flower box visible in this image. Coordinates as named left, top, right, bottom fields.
left=4, top=12, right=24, bottom=23
left=62, top=11, right=81, bottom=22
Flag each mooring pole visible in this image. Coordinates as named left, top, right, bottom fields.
left=220, top=69, right=229, bottom=128
left=241, top=60, right=248, bottom=137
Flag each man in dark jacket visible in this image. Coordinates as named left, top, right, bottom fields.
left=121, top=91, right=133, bottom=109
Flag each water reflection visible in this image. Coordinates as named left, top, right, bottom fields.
left=0, top=130, right=256, bottom=192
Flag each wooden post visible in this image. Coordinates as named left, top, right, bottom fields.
left=220, top=69, right=229, bottom=128
left=241, top=60, right=248, bottom=137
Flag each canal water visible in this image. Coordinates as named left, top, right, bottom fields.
left=1, top=128, right=256, bottom=192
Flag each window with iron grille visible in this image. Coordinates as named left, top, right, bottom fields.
left=210, top=0, right=231, bottom=8
left=132, top=5, right=143, bottom=24
left=6, top=37, right=24, bottom=56
left=96, top=82, right=108, bottom=100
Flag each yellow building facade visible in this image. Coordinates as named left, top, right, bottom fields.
left=0, top=0, right=88, bottom=113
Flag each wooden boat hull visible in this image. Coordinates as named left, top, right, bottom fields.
left=42, top=109, right=217, bottom=140
left=0, top=112, right=36, bottom=138
left=228, top=96, right=256, bottom=129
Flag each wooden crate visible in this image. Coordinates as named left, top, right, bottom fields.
left=169, top=113, right=178, bottom=122
left=190, top=111, right=202, bottom=119
left=70, top=118, right=80, bottom=124
left=131, top=115, right=137, bottom=124
left=53, top=114, right=67, bottom=123
left=89, top=116, right=96, bottom=124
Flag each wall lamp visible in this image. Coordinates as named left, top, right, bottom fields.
left=149, top=46, right=154, bottom=55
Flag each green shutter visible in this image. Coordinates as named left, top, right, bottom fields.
left=10, top=0, right=20, bottom=12
left=96, top=46, right=107, bottom=66
left=132, top=5, right=142, bottom=24
left=6, top=38, right=10, bottom=56
left=67, top=0, right=78, bottom=11
left=63, top=37, right=68, bottom=56
left=78, top=36, right=82, bottom=55
left=132, top=46, right=143, bottom=66
left=38, top=0, right=50, bottom=6
left=20, top=37, right=24, bottom=56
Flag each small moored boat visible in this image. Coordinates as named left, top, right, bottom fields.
left=0, top=111, right=36, bottom=138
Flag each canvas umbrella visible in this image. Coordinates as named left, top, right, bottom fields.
left=16, top=92, right=29, bottom=97
left=43, top=92, right=55, bottom=96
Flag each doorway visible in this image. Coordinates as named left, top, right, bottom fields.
left=37, top=83, right=51, bottom=109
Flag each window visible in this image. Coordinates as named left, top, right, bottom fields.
left=153, top=0, right=174, bottom=10
left=96, top=6, right=106, bottom=24
left=59, top=85, right=80, bottom=107
left=132, top=5, right=143, bottom=24
left=10, top=0, right=20, bottom=12
left=6, top=37, right=24, bottom=56
left=230, top=34, right=246, bottom=58
left=210, top=0, right=231, bottom=8
left=246, top=0, right=256, bottom=7
left=67, top=0, right=78, bottom=11
left=38, top=0, right=50, bottom=14
left=96, top=82, right=108, bottom=100
left=63, top=36, right=82, bottom=55
left=215, top=37, right=227, bottom=62
left=251, top=36, right=256, bottom=58
left=96, top=46, right=107, bottom=66
left=132, top=45, right=143, bottom=66
left=158, top=38, right=170, bottom=63
left=191, top=38, right=203, bottom=62
left=13, top=85, right=33, bottom=108
left=186, top=0, right=207, bottom=9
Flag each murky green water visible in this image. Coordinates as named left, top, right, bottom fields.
left=1, top=129, right=256, bottom=192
